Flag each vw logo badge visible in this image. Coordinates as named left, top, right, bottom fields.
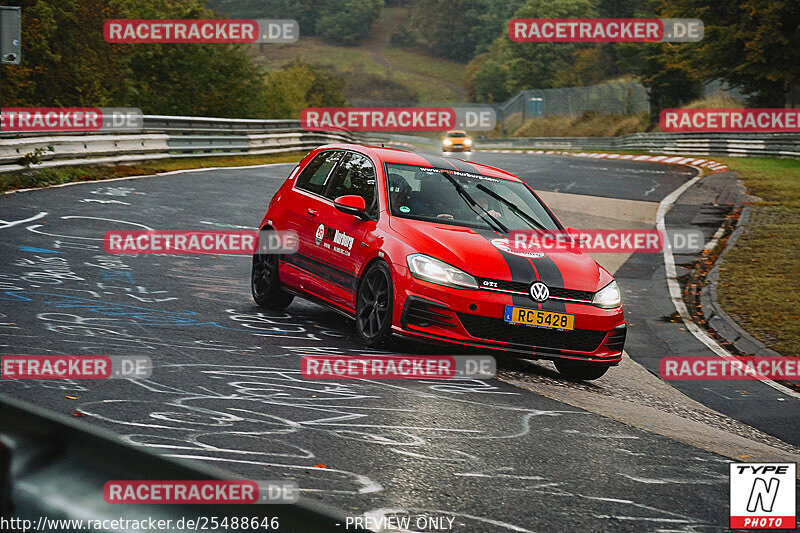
left=529, top=282, right=549, bottom=302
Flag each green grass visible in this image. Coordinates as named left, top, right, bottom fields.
left=714, top=157, right=800, bottom=356
left=254, top=38, right=386, bottom=75
left=0, top=152, right=306, bottom=194
left=251, top=6, right=466, bottom=103
left=511, top=111, right=651, bottom=137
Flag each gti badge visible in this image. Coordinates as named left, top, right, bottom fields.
left=530, top=282, right=549, bottom=302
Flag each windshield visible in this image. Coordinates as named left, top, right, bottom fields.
left=385, top=163, right=560, bottom=232
left=447, top=132, right=467, bottom=137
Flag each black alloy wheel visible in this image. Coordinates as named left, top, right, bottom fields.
left=251, top=251, right=293, bottom=309
left=356, top=262, right=394, bottom=347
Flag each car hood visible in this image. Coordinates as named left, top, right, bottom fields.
left=389, top=217, right=605, bottom=292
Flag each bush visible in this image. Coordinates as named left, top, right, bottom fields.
left=390, top=25, right=418, bottom=48
left=343, top=71, right=419, bottom=102
left=262, top=61, right=347, bottom=118
left=513, top=112, right=651, bottom=137
left=315, top=0, right=384, bottom=45
left=207, top=0, right=385, bottom=46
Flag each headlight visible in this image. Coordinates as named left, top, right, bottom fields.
left=464, top=138, right=472, bottom=146
left=407, top=254, right=478, bottom=289
left=443, top=139, right=452, bottom=146
left=592, top=280, right=621, bottom=308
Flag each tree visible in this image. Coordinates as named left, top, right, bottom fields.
left=207, top=0, right=385, bottom=46
left=404, top=0, right=524, bottom=61
left=463, top=0, right=597, bottom=101
left=314, top=0, right=384, bottom=45
left=0, top=0, right=346, bottom=118
left=262, top=60, right=346, bottom=118
left=617, top=42, right=702, bottom=125
left=652, top=0, right=800, bottom=107
left=1, top=0, right=132, bottom=107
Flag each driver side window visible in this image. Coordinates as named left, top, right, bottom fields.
left=324, top=152, right=378, bottom=217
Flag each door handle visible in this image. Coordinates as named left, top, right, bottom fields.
left=307, top=209, right=319, bottom=217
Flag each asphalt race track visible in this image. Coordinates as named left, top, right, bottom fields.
left=1, top=153, right=798, bottom=532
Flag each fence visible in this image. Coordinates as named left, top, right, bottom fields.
left=497, top=82, right=650, bottom=132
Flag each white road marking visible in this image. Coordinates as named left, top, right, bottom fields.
left=0, top=211, right=48, bottom=229
left=4, top=162, right=294, bottom=195
left=658, top=168, right=800, bottom=399
left=80, top=199, right=131, bottom=205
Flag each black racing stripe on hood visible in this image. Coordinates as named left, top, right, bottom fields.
left=416, top=154, right=570, bottom=313
left=527, top=254, right=567, bottom=313
left=473, top=229, right=536, bottom=308
left=444, top=157, right=479, bottom=173
left=473, top=229, right=568, bottom=312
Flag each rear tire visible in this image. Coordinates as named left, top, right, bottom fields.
left=251, top=251, right=294, bottom=310
left=554, top=360, right=610, bottom=381
left=355, top=261, right=394, bottom=348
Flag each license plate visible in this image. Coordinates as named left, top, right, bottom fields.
left=503, top=305, right=574, bottom=330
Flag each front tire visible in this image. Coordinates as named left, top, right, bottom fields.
left=554, top=359, right=610, bottom=381
left=356, top=261, right=394, bottom=348
left=251, top=252, right=294, bottom=309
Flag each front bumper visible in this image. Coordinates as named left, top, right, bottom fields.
left=442, top=144, right=471, bottom=152
left=392, top=269, right=625, bottom=364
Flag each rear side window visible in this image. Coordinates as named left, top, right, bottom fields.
left=296, top=150, right=343, bottom=195
left=325, top=152, right=378, bottom=217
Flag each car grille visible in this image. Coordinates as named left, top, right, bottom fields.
left=457, top=313, right=606, bottom=352
left=477, top=278, right=594, bottom=302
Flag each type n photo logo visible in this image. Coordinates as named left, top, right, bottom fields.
left=730, top=463, right=796, bottom=529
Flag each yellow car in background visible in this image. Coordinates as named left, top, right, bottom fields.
left=442, top=130, right=473, bottom=152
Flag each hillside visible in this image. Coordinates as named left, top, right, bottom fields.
left=250, top=6, right=467, bottom=103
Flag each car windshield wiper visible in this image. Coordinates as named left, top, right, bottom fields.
left=440, top=171, right=509, bottom=233
left=476, top=183, right=547, bottom=231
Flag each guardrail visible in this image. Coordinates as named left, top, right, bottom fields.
left=0, top=116, right=362, bottom=173
left=475, top=132, right=800, bottom=158
left=2, top=114, right=798, bottom=174
left=0, top=394, right=366, bottom=533
left=142, top=115, right=302, bottom=134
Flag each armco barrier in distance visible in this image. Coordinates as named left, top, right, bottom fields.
left=0, top=115, right=361, bottom=173
left=1, top=114, right=798, bottom=175
left=473, top=132, right=800, bottom=158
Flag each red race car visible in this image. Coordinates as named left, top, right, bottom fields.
left=252, top=144, right=625, bottom=380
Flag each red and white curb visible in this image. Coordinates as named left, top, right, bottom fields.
left=479, top=149, right=729, bottom=172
